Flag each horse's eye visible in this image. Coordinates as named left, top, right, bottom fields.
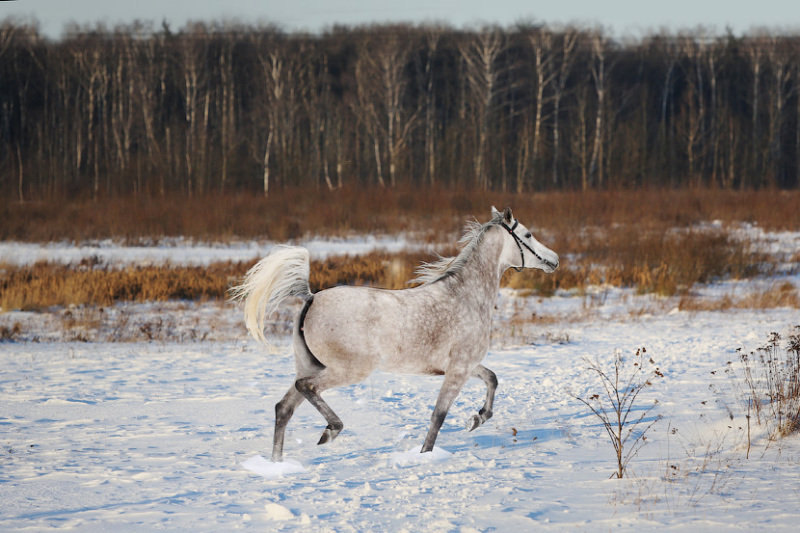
left=524, top=232, right=532, bottom=239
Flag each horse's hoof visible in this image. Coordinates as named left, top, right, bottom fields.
left=317, top=427, right=341, bottom=445
left=466, top=414, right=481, bottom=432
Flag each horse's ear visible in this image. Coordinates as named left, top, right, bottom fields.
left=502, top=207, right=513, bottom=224
left=491, top=206, right=501, bottom=218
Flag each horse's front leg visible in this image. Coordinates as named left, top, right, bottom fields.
left=466, top=364, right=497, bottom=432
left=421, top=372, right=469, bottom=453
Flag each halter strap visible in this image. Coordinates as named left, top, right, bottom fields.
left=500, top=220, right=546, bottom=272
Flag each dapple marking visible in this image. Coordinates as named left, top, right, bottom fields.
left=231, top=207, right=559, bottom=461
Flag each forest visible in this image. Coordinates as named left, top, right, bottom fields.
left=2, top=19, right=800, bottom=200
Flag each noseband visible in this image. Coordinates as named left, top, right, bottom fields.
left=500, top=220, right=547, bottom=272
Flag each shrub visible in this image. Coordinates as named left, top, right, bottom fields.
left=735, top=326, right=800, bottom=439
left=574, top=347, right=664, bottom=479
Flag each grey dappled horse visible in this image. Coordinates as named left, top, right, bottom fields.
left=232, top=207, right=559, bottom=462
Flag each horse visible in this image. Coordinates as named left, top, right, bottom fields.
left=231, top=207, right=559, bottom=462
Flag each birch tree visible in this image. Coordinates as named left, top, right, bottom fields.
left=551, top=28, right=578, bottom=187
left=588, top=32, right=609, bottom=189
left=459, top=28, right=504, bottom=190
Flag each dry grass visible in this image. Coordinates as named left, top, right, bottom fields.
left=734, top=327, right=800, bottom=439
left=0, top=262, right=233, bottom=310
left=505, top=228, right=766, bottom=297
left=679, top=282, right=800, bottom=312
left=0, top=250, right=445, bottom=311
left=1, top=187, right=795, bottom=310
left=3, top=188, right=800, bottom=243
left=0, top=226, right=776, bottom=311
left=0, top=321, right=22, bottom=341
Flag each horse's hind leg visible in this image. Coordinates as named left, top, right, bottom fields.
left=272, top=385, right=305, bottom=462
left=295, top=374, right=345, bottom=445
left=466, top=365, right=498, bottom=432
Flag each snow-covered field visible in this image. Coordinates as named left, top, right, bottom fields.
left=2, top=233, right=800, bottom=531
left=0, top=234, right=437, bottom=268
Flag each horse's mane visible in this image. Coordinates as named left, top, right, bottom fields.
left=412, top=211, right=504, bottom=285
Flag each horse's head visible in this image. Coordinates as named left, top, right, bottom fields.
left=492, top=206, right=559, bottom=274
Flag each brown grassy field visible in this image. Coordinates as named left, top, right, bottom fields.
left=3, top=187, right=800, bottom=242
left=1, top=187, right=798, bottom=311
left=0, top=227, right=781, bottom=311
left=0, top=252, right=439, bottom=311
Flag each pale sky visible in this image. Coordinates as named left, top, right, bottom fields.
left=2, top=0, right=799, bottom=39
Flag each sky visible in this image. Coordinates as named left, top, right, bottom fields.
left=1, top=0, right=799, bottom=39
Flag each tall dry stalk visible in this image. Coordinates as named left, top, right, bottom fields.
left=735, top=327, right=800, bottom=440
left=574, top=347, right=663, bottom=479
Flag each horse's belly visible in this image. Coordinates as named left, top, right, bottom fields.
left=376, top=347, right=451, bottom=375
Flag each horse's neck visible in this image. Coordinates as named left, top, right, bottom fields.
left=448, top=229, right=504, bottom=306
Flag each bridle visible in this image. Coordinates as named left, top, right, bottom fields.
left=500, top=219, right=548, bottom=272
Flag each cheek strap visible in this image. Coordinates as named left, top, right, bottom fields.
left=500, top=220, right=546, bottom=272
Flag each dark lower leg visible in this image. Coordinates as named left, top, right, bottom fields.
left=295, top=376, right=344, bottom=445
left=421, top=409, right=447, bottom=452
left=272, top=386, right=305, bottom=462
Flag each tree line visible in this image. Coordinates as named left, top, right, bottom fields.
left=2, top=20, right=800, bottom=200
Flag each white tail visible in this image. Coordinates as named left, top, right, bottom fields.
left=230, top=245, right=312, bottom=344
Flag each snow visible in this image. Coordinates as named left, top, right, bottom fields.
left=242, top=455, right=306, bottom=479
left=391, top=446, right=453, bottom=467
left=0, top=234, right=437, bottom=267
left=2, top=232, right=800, bottom=531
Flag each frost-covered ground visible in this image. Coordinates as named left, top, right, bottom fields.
left=0, top=234, right=438, bottom=267
left=1, top=221, right=798, bottom=269
left=2, top=232, right=800, bottom=532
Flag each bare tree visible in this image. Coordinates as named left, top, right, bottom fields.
left=5, top=22, right=800, bottom=198
left=459, top=27, right=504, bottom=189
left=68, top=33, right=109, bottom=200
left=0, top=20, right=17, bottom=59
left=311, top=51, right=338, bottom=191
left=551, top=28, right=578, bottom=187
left=110, top=28, right=136, bottom=193
left=678, top=34, right=708, bottom=186
left=588, top=32, right=610, bottom=189
left=132, top=25, right=168, bottom=195
left=764, top=36, right=795, bottom=187
left=253, top=31, right=302, bottom=196
left=573, top=84, right=591, bottom=190
left=177, top=26, right=210, bottom=195
left=3, top=23, right=26, bottom=202
left=353, top=46, right=385, bottom=187
left=656, top=34, right=681, bottom=185
left=352, top=28, right=418, bottom=187
left=796, top=39, right=800, bottom=188
left=421, top=27, right=442, bottom=186
left=521, top=28, right=557, bottom=192
left=745, top=35, right=765, bottom=189
left=217, top=32, right=236, bottom=192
